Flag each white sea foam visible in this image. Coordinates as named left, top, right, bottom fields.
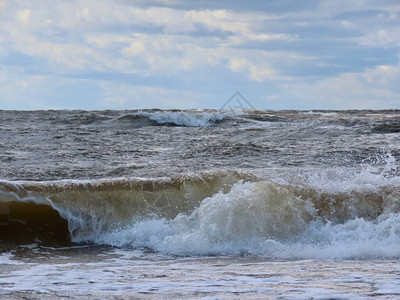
left=3, top=255, right=394, bottom=298
left=303, top=153, right=400, bottom=193
left=93, top=155, right=400, bottom=258
left=0, top=252, right=24, bottom=265
left=95, top=211, right=400, bottom=259
left=0, top=183, right=51, bottom=206
left=304, top=111, right=338, bottom=116
left=94, top=175, right=400, bottom=259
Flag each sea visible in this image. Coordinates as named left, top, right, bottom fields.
left=1, top=109, right=400, bottom=299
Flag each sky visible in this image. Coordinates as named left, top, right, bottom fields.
left=0, top=0, right=399, bottom=110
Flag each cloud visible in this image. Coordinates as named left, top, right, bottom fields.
left=16, top=9, right=31, bottom=25
left=0, top=68, right=62, bottom=109
left=0, top=0, right=399, bottom=109
left=121, top=41, right=146, bottom=57
left=2, top=1, right=291, bottom=77
left=0, top=66, right=207, bottom=110
left=229, top=58, right=275, bottom=82
left=99, top=81, right=204, bottom=109
left=359, top=29, right=400, bottom=48
left=281, top=64, right=400, bottom=109
left=0, top=0, right=8, bottom=10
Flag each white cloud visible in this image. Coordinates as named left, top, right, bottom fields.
left=1, top=1, right=291, bottom=77
left=187, top=9, right=260, bottom=35
left=86, top=35, right=132, bottom=49
left=16, top=9, right=31, bottom=25
left=0, top=66, right=205, bottom=110
left=1, top=0, right=399, bottom=109
left=120, top=41, right=146, bottom=57
left=284, top=64, right=400, bottom=109
left=229, top=58, right=275, bottom=82
left=359, top=29, right=400, bottom=48
left=0, top=69, right=61, bottom=109
left=246, top=33, right=298, bottom=42
left=99, top=81, right=204, bottom=109
left=0, top=0, right=8, bottom=10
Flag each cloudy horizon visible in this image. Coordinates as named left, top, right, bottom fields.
left=1, top=0, right=399, bottom=110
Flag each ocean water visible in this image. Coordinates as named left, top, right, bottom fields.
left=1, top=109, right=400, bottom=299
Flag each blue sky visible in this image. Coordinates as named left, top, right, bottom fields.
left=0, top=0, right=399, bottom=110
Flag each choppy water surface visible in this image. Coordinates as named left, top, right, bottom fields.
left=1, top=109, right=399, bottom=180
left=1, top=109, right=400, bottom=298
left=2, top=249, right=400, bottom=299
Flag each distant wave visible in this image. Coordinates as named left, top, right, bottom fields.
left=14, top=109, right=400, bottom=131
left=119, top=111, right=227, bottom=127
left=372, top=119, right=400, bottom=133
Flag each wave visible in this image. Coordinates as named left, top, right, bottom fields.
left=119, top=110, right=227, bottom=127
left=2, top=162, right=400, bottom=259
left=0, top=201, right=70, bottom=247
left=9, top=110, right=400, bottom=132
left=0, top=171, right=251, bottom=246
left=372, top=119, right=400, bottom=133
left=96, top=180, right=400, bottom=259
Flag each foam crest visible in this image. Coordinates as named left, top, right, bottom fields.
left=94, top=180, right=308, bottom=253
left=0, top=181, right=52, bottom=206
left=263, top=214, right=400, bottom=259
left=94, top=175, right=400, bottom=258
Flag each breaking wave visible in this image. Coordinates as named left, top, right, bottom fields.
left=119, top=110, right=227, bottom=127
left=0, top=171, right=251, bottom=246
left=95, top=176, right=400, bottom=259
left=2, top=157, right=400, bottom=259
